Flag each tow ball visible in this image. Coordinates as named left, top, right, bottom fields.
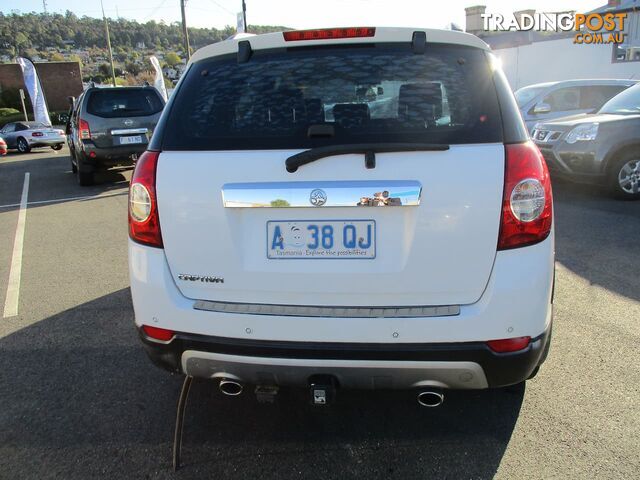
left=309, top=375, right=338, bottom=406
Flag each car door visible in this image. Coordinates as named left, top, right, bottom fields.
left=579, top=85, right=628, bottom=112
left=1, top=123, right=17, bottom=148
left=528, top=86, right=586, bottom=124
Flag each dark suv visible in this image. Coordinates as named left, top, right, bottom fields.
left=532, top=82, right=640, bottom=199
left=67, top=86, right=165, bottom=185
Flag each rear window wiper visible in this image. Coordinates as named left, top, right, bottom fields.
left=286, top=143, right=450, bottom=173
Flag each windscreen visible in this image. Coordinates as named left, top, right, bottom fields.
left=87, top=89, right=164, bottom=118
left=598, top=83, right=640, bottom=115
left=161, top=44, right=503, bottom=150
left=514, top=86, right=547, bottom=107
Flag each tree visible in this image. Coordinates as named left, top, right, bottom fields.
left=50, top=52, right=64, bottom=61
left=125, top=62, right=141, bottom=76
left=164, top=52, right=181, bottom=67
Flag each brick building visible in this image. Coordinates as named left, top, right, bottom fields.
left=0, top=61, right=83, bottom=112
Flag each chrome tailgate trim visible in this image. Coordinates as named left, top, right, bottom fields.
left=222, top=180, right=422, bottom=208
left=193, top=300, right=459, bottom=318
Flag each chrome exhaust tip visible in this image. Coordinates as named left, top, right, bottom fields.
left=219, top=379, right=243, bottom=396
left=417, top=389, right=445, bottom=407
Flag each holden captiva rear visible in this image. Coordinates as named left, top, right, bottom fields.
left=129, top=27, right=554, bottom=405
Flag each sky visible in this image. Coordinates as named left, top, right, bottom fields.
left=1, top=0, right=605, bottom=30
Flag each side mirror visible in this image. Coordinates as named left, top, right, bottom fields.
left=377, top=86, right=384, bottom=95
left=533, top=102, right=551, bottom=114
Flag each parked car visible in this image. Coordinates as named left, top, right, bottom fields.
left=0, top=121, right=66, bottom=153
left=515, top=79, right=636, bottom=132
left=0, top=137, right=6, bottom=156
left=532, top=82, right=640, bottom=199
left=66, top=86, right=165, bottom=186
left=129, top=27, right=554, bottom=406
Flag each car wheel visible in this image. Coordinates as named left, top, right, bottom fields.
left=52, top=144, right=63, bottom=151
left=77, top=164, right=94, bottom=186
left=70, top=150, right=78, bottom=174
left=17, top=137, right=31, bottom=154
left=609, top=153, right=640, bottom=200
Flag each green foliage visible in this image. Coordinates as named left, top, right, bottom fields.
left=0, top=114, right=26, bottom=128
left=0, top=11, right=288, bottom=54
left=164, top=52, right=181, bottom=67
left=0, top=107, right=20, bottom=117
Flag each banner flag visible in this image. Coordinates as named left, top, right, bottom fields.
left=150, top=56, right=168, bottom=102
left=16, top=57, right=51, bottom=126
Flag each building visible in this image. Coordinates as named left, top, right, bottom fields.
left=465, top=1, right=640, bottom=89
left=0, top=61, right=83, bottom=112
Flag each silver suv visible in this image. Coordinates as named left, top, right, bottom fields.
left=515, top=79, right=636, bottom=132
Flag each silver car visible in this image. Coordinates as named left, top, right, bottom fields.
left=0, top=121, right=66, bottom=153
left=515, top=79, right=637, bottom=132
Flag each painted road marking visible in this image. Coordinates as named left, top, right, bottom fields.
left=0, top=191, right=127, bottom=210
left=3, top=172, right=30, bottom=318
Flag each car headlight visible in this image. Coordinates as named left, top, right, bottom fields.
left=565, top=123, right=599, bottom=144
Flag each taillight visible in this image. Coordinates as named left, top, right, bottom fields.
left=32, top=131, right=44, bottom=137
left=142, top=325, right=175, bottom=342
left=129, top=150, right=163, bottom=247
left=79, top=118, right=91, bottom=139
left=487, top=336, right=531, bottom=353
left=497, top=142, right=553, bottom=250
left=283, top=27, right=375, bottom=42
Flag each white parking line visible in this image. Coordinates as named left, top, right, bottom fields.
left=0, top=191, right=127, bottom=210
left=3, top=172, right=30, bottom=318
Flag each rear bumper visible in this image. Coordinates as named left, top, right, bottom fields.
left=79, top=142, right=146, bottom=167
left=139, top=325, right=552, bottom=389
left=27, top=137, right=66, bottom=147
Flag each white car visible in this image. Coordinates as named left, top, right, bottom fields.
left=129, top=27, right=554, bottom=407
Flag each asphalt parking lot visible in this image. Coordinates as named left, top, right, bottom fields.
left=0, top=146, right=638, bottom=479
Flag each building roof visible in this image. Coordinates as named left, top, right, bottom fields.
left=589, top=0, right=640, bottom=14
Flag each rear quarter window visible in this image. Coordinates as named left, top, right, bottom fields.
left=160, top=44, right=504, bottom=150
left=87, top=89, right=164, bottom=118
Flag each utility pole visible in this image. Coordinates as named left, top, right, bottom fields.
left=242, top=0, right=247, bottom=32
left=180, top=0, right=191, bottom=60
left=42, top=0, right=48, bottom=13
left=101, top=0, right=117, bottom=87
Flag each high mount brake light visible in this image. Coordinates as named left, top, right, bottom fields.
left=283, top=27, right=376, bottom=42
left=128, top=150, right=163, bottom=248
left=498, top=142, right=553, bottom=250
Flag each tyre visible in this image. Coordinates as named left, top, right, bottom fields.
left=77, top=165, right=94, bottom=186
left=52, top=144, right=63, bottom=151
left=70, top=151, right=78, bottom=174
left=609, top=153, right=640, bottom=200
left=17, top=137, right=31, bottom=154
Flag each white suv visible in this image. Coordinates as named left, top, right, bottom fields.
left=129, top=27, right=554, bottom=406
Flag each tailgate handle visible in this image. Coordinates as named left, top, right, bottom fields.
left=110, top=128, right=148, bottom=135
left=222, top=180, right=422, bottom=208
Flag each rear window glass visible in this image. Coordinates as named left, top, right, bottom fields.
left=87, top=89, right=164, bottom=118
left=161, top=44, right=502, bottom=150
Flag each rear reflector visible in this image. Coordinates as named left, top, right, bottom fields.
left=283, top=27, right=375, bottom=42
left=142, top=325, right=175, bottom=342
left=487, top=336, right=531, bottom=353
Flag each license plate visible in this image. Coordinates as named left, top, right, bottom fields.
left=267, top=220, right=376, bottom=259
left=119, top=135, right=142, bottom=145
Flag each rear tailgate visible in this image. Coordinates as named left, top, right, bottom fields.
left=157, top=146, right=503, bottom=306
left=85, top=88, right=163, bottom=149
left=154, top=36, right=506, bottom=308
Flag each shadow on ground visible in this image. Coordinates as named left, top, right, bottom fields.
left=0, top=152, right=131, bottom=213
left=0, top=288, right=524, bottom=479
left=552, top=178, right=640, bottom=302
